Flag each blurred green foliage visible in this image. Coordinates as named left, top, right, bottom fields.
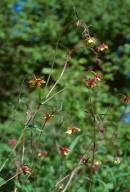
left=0, top=0, right=130, bottom=119
left=0, top=0, right=130, bottom=191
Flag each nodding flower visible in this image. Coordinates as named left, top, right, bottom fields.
left=82, top=156, right=89, bottom=164
left=38, top=151, right=48, bottom=157
left=114, top=156, right=121, bottom=164
left=9, top=139, right=17, bottom=146
left=61, top=147, right=70, bottom=156
left=97, top=43, right=108, bottom=51
left=99, top=126, right=105, bottom=133
left=44, top=114, right=54, bottom=123
left=95, top=73, right=101, bottom=81
left=86, top=37, right=97, bottom=45
left=28, top=75, right=46, bottom=88
left=94, top=160, right=101, bottom=166
left=65, top=126, right=80, bottom=134
left=122, top=96, right=130, bottom=103
left=22, top=164, right=31, bottom=175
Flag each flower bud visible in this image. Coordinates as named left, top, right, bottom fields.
left=82, top=156, right=89, bottom=164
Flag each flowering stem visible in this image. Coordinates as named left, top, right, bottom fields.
left=88, top=115, right=96, bottom=192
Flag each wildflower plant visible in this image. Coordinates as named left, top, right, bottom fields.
left=0, top=10, right=129, bottom=192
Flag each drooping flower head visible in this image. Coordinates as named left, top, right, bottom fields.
left=122, top=96, right=130, bottom=103
left=114, top=156, right=121, bottom=164
left=86, top=37, right=97, bottom=46
left=94, top=160, right=101, bottom=166
left=22, top=164, right=31, bottom=175
left=97, top=43, right=108, bottom=51
left=38, top=151, right=48, bottom=157
left=82, top=156, right=89, bottom=164
left=95, top=73, right=101, bottom=81
left=58, top=182, right=64, bottom=189
left=61, top=147, right=70, bottom=156
left=9, top=139, right=17, bottom=146
left=44, top=114, right=54, bottom=123
left=99, top=126, right=105, bottom=133
left=65, top=126, right=80, bottom=134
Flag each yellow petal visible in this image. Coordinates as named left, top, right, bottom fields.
left=65, top=129, right=72, bottom=134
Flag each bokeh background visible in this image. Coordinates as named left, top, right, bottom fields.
left=0, top=0, right=130, bottom=191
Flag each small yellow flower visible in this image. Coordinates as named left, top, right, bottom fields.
left=86, top=37, right=96, bottom=45
left=65, top=126, right=81, bottom=134
left=28, top=75, right=46, bottom=88
left=94, top=160, right=101, bottom=166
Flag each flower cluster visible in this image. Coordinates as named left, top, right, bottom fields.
left=84, top=32, right=108, bottom=65
left=86, top=37, right=108, bottom=52
left=85, top=73, right=101, bottom=88
left=62, top=125, right=81, bottom=156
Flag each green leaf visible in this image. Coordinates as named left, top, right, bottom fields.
left=79, top=58, right=88, bottom=64
left=95, top=178, right=109, bottom=192
left=0, top=177, right=5, bottom=185
left=67, top=134, right=85, bottom=157
left=106, top=183, right=114, bottom=190
left=35, top=127, right=43, bottom=132
left=115, top=172, right=130, bottom=179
